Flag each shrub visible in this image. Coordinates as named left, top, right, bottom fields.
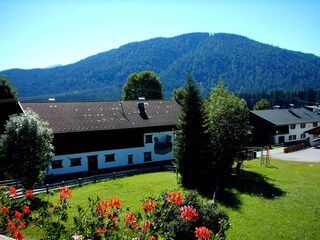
left=0, top=186, right=230, bottom=240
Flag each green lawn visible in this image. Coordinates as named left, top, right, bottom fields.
left=221, top=159, right=320, bottom=240
left=25, top=159, right=320, bottom=239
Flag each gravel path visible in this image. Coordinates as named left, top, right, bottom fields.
left=261, top=146, right=320, bottom=162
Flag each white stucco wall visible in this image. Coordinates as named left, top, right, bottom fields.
left=273, top=122, right=320, bottom=144
left=46, top=131, right=174, bottom=176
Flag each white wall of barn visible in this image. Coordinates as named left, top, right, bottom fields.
left=46, top=131, right=175, bottom=176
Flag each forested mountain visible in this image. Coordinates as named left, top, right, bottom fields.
left=1, top=32, right=320, bottom=101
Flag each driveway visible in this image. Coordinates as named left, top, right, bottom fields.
left=266, top=146, right=320, bottom=162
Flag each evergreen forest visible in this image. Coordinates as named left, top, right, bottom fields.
left=1, top=32, right=319, bottom=102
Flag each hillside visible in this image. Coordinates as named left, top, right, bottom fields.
left=1, top=32, right=320, bottom=101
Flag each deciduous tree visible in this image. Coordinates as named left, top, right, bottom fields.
left=253, top=99, right=270, bottom=110
left=206, top=78, right=250, bottom=197
left=0, top=76, right=18, bottom=100
left=0, top=110, right=54, bottom=189
left=123, top=71, right=163, bottom=100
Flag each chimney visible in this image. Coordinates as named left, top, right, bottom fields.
left=288, top=104, right=295, bottom=113
left=138, top=97, right=146, bottom=110
left=138, top=97, right=148, bottom=119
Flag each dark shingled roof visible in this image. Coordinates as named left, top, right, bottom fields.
left=251, top=108, right=320, bottom=126
left=21, top=100, right=180, bottom=134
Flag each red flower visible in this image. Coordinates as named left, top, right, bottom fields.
left=195, top=226, right=213, bottom=240
left=50, top=203, right=56, bottom=212
left=9, top=186, right=17, bottom=196
left=0, top=206, right=10, bottom=215
left=141, top=198, right=157, bottom=212
left=96, top=202, right=106, bottom=215
left=14, top=210, right=23, bottom=220
left=166, top=191, right=183, bottom=205
left=149, top=235, right=156, bottom=240
left=125, top=212, right=136, bottom=224
left=59, top=186, right=72, bottom=200
left=23, top=205, right=31, bottom=214
left=180, top=205, right=199, bottom=222
left=25, top=189, right=33, bottom=198
left=125, top=212, right=139, bottom=230
left=141, top=221, right=154, bottom=231
left=96, top=226, right=107, bottom=233
left=8, top=220, right=16, bottom=230
left=19, top=221, right=27, bottom=229
left=113, top=216, right=119, bottom=224
left=13, top=228, right=24, bottom=240
left=107, top=197, right=121, bottom=208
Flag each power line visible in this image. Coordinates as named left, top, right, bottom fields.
left=0, top=98, right=17, bottom=103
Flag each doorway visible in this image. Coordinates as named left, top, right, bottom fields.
left=87, top=155, right=98, bottom=174
left=278, top=136, right=285, bottom=144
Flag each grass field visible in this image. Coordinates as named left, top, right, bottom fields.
left=219, top=159, right=320, bottom=239
left=24, top=158, right=320, bottom=239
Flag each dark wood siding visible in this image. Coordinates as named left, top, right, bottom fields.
left=53, top=126, right=174, bottom=155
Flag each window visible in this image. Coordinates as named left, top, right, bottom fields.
left=290, top=124, right=296, bottom=129
left=144, top=152, right=152, bottom=162
left=300, top=133, right=306, bottom=139
left=128, top=155, right=133, bottom=164
left=70, top=158, right=82, bottom=167
left=51, top=160, right=63, bottom=169
left=145, top=135, right=153, bottom=143
left=313, top=122, right=318, bottom=127
left=300, top=123, right=306, bottom=128
left=289, top=135, right=296, bottom=141
left=105, top=154, right=115, bottom=162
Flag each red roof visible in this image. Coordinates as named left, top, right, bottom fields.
left=21, top=100, right=180, bottom=133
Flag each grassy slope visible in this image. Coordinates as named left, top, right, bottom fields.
left=25, top=159, right=320, bottom=239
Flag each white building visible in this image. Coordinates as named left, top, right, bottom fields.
left=21, top=100, right=180, bottom=180
left=250, top=107, right=320, bottom=145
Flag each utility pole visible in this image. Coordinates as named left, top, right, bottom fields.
left=116, top=84, right=124, bottom=101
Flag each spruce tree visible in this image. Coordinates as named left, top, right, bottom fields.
left=174, top=74, right=210, bottom=188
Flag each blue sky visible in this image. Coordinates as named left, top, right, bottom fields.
left=0, top=0, right=319, bottom=71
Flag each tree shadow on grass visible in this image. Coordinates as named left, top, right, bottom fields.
left=29, top=195, right=52, bottom=210
left=197, top=170, right=285, bottom=210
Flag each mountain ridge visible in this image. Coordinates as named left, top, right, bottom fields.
left=1, top=32, right=320, bottom=101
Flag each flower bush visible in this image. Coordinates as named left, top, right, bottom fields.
left=0, top=186, right=230, bottom=240
left=0, top=186, right=33, bottom=240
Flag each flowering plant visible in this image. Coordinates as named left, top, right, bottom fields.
left=31, top=186, right=73, bottom=239
left=0, top=186, right=33, bottom=240
left=71, top=196, right=157, bottom=240
left=1, top=185, right=230, bottom=240
left=150, top=191, right=230, bottom=240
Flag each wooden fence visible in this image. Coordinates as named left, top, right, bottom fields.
left=284, top=142, right=309, bottom=153
left=0, top=165, right=176, bottom=198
